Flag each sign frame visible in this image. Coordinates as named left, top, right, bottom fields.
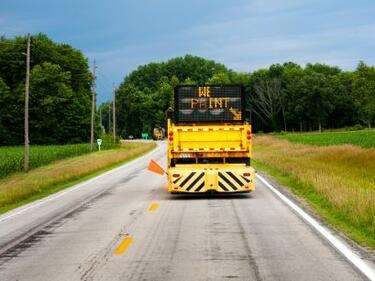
left=173, top=85, right=245, bottom=123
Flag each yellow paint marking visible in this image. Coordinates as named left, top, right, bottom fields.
left=114, top=236, right=133, bottom=255
left=148, top=203, right=159, bottom=211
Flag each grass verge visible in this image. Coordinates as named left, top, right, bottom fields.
left=277, top=129, right=375, bottom=148
left=253, top=135, right=375, bottom=250
left=0, top=142, right=156, bottom=214
left=0, top=142, right=119, bottom=179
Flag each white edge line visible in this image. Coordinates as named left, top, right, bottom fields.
left=256, top=174, right=375, bottom=281
left=0, top=143, right=160, bottom=223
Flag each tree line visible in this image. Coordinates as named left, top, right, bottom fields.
left=1, top=34, right=374, bottom=145
left=249, top=61, right=375, bottom=132
left=114, top=55, right=375, bottom=137
left=0, top=34, right=93, bottom=145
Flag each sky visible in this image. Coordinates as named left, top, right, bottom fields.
left=1, top=0, right=375, bottom=104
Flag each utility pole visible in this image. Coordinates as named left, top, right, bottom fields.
left=24, top=34, right=31, bottom=173
left=112, top=83, right=116, bottom=143
left=90, top=60, right=96, bottom=152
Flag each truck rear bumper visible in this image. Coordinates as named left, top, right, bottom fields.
left=167, top=165, right=255, bottom=193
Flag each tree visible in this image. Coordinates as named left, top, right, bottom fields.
left=115, top=55, right=230, bottom=136
left=208, top=72, right=231, bottom=84
left=116, top=83, right=143, bottom=138
left=280, top=64, right=305, bottom=131
left=294, top=72, right=334, bottom=132
left=0, top=34, right=92, bottom=145
left=305, top=63, right=341, bottom=76
left=330, top=72, right=357, bottom=128
left=0, top=77, right=15, bottom=144
left=181, top=77, right=196, bottom=85
left=110, top=56, right=373, bottom=135
left=250, top=69, right=283, bottom=131
left=30, top=62, right=76, bottom=143
left=98, top=102, right=111, bottom=134
left=352, top=62, right=375, bottom=128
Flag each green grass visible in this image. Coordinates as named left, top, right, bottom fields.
left=0, top=142, right=118, bottom=179
left=0, top=142, right=156, bottom=214
left=253, top=159, right=375, bottom=249
left=253, top=135, right=375, bottom=250
left=277, top=129, right=375, bottom=148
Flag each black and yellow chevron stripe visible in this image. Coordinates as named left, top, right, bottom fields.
left=218, top=171, right=251, bottom=192
left=173, top=172, right=206, bottom=192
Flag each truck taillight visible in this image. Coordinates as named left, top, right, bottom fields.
left=246, top=130, right=251, bottom=140
left=243, top=172, right=251, bottom=177
left=172, top=173, right=180, bottom=178
left=169, top=132, right=173, bottom=141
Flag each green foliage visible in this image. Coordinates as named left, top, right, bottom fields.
left=1, top=34, right=374, bottom=140
left=294, top=72, right=334, bottom=130
left=0, top=34, right=92, bottom=145
left=98, top=102, right=112, bottom=134
left=116, top=55, right=233, bottom=137
left=0, top=142, right=155, bottom=213
left=113, top=57, right=375, bottom=135
left=352, top=62, right=375, bottom=128
left=249, top=62, right=340, bottom=132
left=208, top=72, right=231, bottom=84
left=0, top=142, right=118, bottom=179
left=99, top=133, right=120, bottom=145
left=346, top=124, right=364, bottom=131
left=277, top=130, right=375, bottom=148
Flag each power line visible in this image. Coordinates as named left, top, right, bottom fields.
left=1, top=45, right=92, bottom=74
left=95, top=69, right=118, bottom=104
left=0, top=51, right=28, bottom=55
left=0, top=59, right=28, bottom=63
left=96, top=73, right=113, bottom=88
left=0, top=41, right=26, bottom=46
left=0, top=59, right=91, bottom=75
left=30, top=96, right=91, bottom=102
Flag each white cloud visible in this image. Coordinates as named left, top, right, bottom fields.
left=171, top=16, right=375, bottom=72
left=84, top=1, right=375, bottom=102
left=91, top=18, right=375, bottom=102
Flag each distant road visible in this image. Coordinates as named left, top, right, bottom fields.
left=0, top=142, right=373, bottom=281
left=121, top=139, right=154, bottom=143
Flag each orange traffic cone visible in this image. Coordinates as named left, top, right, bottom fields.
left=148, top=159, right=165, bottom=175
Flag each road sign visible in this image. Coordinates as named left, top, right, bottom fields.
left=175, top=85, right=244, bottom=123
left=97, top=139, right=102, bottom=151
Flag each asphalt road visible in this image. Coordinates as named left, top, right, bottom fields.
left=0, top=142, right=374, bottom=281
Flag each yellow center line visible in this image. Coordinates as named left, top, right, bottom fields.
left=148, top=203, right=159, bottom=211
left=114, top=236, right=133, bottom=255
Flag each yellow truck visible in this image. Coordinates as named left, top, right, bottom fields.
left=153, top=127, right=165, bottom=140
left=164, top=85, right=255, bottom=193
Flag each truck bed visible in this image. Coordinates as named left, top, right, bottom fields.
left=169, top=124, right=252, bottom=154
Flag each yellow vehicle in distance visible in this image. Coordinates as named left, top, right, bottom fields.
left=153, top=127, right=165, bottom=140
left=165, top=85, right=255, bottom=194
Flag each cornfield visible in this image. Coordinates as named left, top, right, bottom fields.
left=277, top=130, right=375, bottom=148
left=0, top=143, right=118, bottom=179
